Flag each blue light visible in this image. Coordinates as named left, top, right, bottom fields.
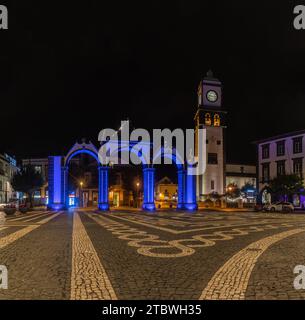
left=99, top=203, right=109, bottom=211
left=184, top=203, right=198, bottom=211
left=53, top=156, right=62, bottom=204
left=142, top=203, right=156, bottom=211
left=49, top=203, right=65, bottom=211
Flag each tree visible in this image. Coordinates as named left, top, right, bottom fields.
left=11, top=165, right=44, bottom=207
left=269, top=174, right=304, bottom=202
left=226, top=183, right=241, bottom=199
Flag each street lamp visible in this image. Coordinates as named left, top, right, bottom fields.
left=136, top=181, right=140, bottom=208
left=80, top=181, right=84, bottom=207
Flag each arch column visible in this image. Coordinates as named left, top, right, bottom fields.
left=98, top=165, right=109, bottom=211
left=177, top=168, right=186, bottom=209
left=142, top=167, right=156, bottom=211
left=63, top=166, right=69, bottom=208
left=184, top=164, right=198, bottom=211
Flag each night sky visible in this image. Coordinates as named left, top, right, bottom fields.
left=1, top=0, right=305, bottom=164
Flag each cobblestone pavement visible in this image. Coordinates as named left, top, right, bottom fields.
left=0, top=209, right=305, bottom=300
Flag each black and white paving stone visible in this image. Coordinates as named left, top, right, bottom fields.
left=0, top=209, right=305, bottom=300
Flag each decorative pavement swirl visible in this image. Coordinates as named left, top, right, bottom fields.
left=0, top=209, right=305, bottom=300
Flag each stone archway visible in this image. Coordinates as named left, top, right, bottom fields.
left=48, top=140, right=198, bottom=211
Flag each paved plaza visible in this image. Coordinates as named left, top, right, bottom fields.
left=1, top=209, right=305, bottom=300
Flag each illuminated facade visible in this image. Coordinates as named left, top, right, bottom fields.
left=48, top=141, right=198, bottom=211
left=195, top=71, right=227, bottom=200
left=0, top=153, right=19, bottom=204
left=256, top=130, right=305, bottom=207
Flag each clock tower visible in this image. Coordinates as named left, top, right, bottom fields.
left=195, top=70, right=227, bottom=199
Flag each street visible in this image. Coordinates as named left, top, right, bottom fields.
left=0, top=209, right=305, bottom=300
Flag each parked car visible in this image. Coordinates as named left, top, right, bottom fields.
left=263, top=202, right=294, bottom=213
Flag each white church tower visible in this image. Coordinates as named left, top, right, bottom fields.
left=195, top=70, right=227, bottom=199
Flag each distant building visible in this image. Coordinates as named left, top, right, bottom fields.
left=225, top=164, right=256, bottom=189
left=255, top=129, right=305, bottom=207
left=155, top=176, right=178, bottom=201
left=0, top=153, right=19, bottom=204
left=226, top=163, right=257, bottom=203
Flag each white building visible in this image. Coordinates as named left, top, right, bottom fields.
left=0, top=153, right=19, bottom=205
left=255, top=129, right=305, bottom=207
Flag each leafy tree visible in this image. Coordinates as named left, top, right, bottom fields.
left=11, top=165, right=44, bottom=207
left=269, top=174, right=304, bottom=201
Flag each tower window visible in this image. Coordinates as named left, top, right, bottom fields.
left=217, top=140, right=221, bottom=145
left=211, top=180, right=215, bottom=190
left=205, top=113, right=212, bottom=126
left=208, top=153, right=218, bottom=164
left=214, top=114, right=220, bottom=127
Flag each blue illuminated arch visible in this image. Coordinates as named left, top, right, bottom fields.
left=48, top=141, right=197, bottom=212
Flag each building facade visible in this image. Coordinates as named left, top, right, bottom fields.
left=225, top=164, right=256, bottom=189
left=195, top=71, right=226, bottom=200
left=0, top=153, right=19, bottom=204
left=256, top=130, right=305, bottom=207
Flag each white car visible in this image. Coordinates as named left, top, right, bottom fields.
left=264, top=202, right=294, bottom=213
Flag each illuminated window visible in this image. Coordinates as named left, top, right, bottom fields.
left=214, top=114, right=220, bottom=126
left=205, top=113, right=211, bottom=126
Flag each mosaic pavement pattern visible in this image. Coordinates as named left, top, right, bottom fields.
left=0, top=209, right=305, bottom=300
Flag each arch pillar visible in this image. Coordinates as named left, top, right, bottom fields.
left=98, top=165, right=110, bottom=211
left=48, top=156, right=65, bottom=210
left=63, top=166, right=69, bottom=208
left=142, top=167, right=156, bottom=211
left=177, top=168, right=186, bottom=210
left=184, top=164, right=198, bottom=211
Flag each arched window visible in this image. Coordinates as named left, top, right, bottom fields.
left=214, top=114, right=220, bottom=127
left=205, top=113, right=211, bottom=126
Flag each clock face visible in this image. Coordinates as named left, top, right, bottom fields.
left=206, top=90, right=218, bottom=102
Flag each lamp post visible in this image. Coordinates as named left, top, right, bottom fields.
left=80, top=181, right=83, bottom=207
left=136, top=182, right=140, bottom=208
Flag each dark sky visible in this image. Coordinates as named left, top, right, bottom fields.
left=1, top=0, right=305, bottom=163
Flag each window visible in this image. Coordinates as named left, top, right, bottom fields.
left=205, top=113, right=211, bottom=126
left=208, top=153, right=218, bottom=164
left=34, top=165, right=42, bottom=174
left=211, top=180, right=215, bottom=190
left=262, top=163, right=270, bottom=183
left=217, top=140, right=221, bottom=145
left=293, top=137, right=303, bottom=154
left=293, top=158, right=303, bottom=178
left=214, top=114, right=220, bottom=126
left=276, top=140, right=285, bottom=157
left=240, top=166, right=244, bottom=173
left=0, top=180, right=2, bottom=191
left=277, top=160, right=286, bottom=176
left=262, top=144, right=270, bottom=159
